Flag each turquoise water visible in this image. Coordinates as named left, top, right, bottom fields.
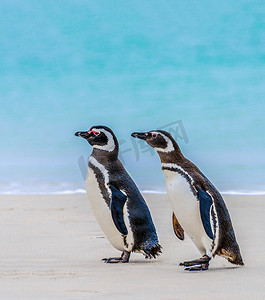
left=1, top=1, right=265, bottom=194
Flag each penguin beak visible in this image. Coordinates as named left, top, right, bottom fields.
left=131, top=132, right=147, bottom=140
left=75, top=131, right=92, bottom=139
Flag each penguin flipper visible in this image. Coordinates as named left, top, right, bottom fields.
left=172, top=212, right=184, bottom=240
left=196, top=186, right=214, bottom=240
left=110, top=185, right=128, bottom=235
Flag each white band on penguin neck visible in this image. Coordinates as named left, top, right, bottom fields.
left=92, top=128, right=116, bottom=152
left=153, top=132, right=175, bottom=153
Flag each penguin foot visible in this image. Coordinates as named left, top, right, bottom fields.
left=102, top=257, right=122, bottom=263
left=180, top=255, right=210, bottom=271
left=102, top=250, right=131, bottom=263
left=184, top=262, right=209, bottom=271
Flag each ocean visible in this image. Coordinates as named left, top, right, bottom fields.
left=1, top=0, right=265, bottom=195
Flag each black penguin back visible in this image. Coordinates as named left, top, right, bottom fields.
left=108, top=160, right=162, bottom=258
left=199, top=174, right=244, bottom=265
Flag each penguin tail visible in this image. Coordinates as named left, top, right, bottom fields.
left=150, top=243, right=162, bottom=259
left=216, top=247, right=244, bottom=266
left=228, top=249, right=244, bottom=266
left=143, top=243, right=162, bottom=259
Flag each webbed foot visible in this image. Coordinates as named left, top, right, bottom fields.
left=102, top=257, right=122, bottom=263
left=102, top=250, right=131, bottom=263
left=180, top=255, right=210, bottom=271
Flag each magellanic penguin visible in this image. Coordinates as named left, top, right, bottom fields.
left=75, top=126, right=161, bottom=263
left=131, top=130, right=244, bottom=271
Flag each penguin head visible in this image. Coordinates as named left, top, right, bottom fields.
left=75, top=126, right=118, bottom=152
left=131, top=130, right=176, bottom=153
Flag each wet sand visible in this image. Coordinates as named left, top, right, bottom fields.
left=0, top=193, right=264, bottom=299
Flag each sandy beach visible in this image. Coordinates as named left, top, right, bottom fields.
left=0, top=193, right=264, bottom=300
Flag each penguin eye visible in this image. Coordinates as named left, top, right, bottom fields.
left=152, top=133, right=158, bottom=138
left=89, top=130, right=100, bottom=136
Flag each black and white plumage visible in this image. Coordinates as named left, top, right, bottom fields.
left=75, top=126, right=161, bottom=263
left=132, top=130, right=243, bottom=271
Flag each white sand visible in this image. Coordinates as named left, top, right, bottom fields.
left=0, top=193, right=264, bottom=299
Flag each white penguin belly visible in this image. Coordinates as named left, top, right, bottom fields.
left=163, top=170, right=212, bottom=256
left=86, top=167, right=134, bottom=252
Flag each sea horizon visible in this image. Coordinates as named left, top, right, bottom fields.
left=1, top=1, right=265, bottom=196
left=1, top=180, right=265, bottom=196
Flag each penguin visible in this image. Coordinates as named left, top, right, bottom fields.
left=75, top=126, right=161, bottom=263
left=131, top=130, right=244, bottom=271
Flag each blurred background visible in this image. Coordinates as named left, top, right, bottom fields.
left=1, top=0, right=265, bottom=194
